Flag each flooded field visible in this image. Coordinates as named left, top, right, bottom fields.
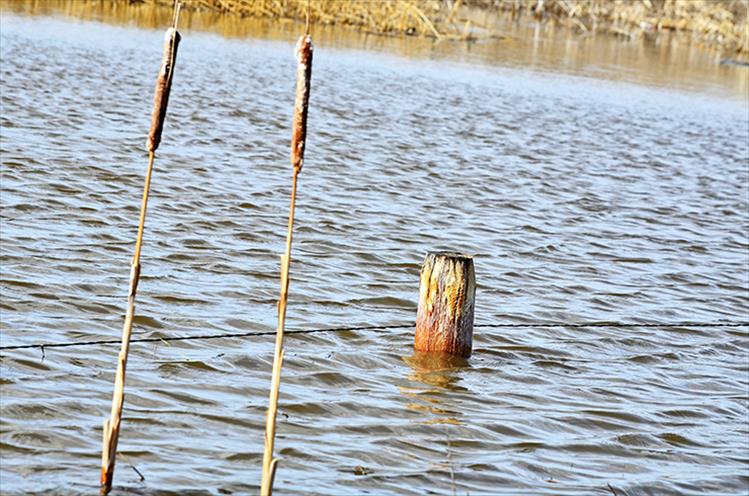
left=1, top=2, right=748, bottom=495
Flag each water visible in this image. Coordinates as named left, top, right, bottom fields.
left=1, top=3, right=748, bottom=495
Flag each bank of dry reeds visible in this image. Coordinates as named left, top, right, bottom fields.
left=136, top=0, right=466, bottom=38
left=131, top=0, right=748, bottom=53
left=485, top=0, right=749, bottom=54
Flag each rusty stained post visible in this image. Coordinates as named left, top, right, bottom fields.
left=414, top=252, right=476, bottom=357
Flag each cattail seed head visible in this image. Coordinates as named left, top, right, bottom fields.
left=147, top=27, right=181, bottom=153
left=291, top=35, right=313, bottom=172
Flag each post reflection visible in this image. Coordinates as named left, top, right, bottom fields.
left=400, top=351, right=471, bottom=425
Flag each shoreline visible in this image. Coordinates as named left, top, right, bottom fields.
left=1, top=0, right=746, bottom=101
left=130, top=0, right=749, bottom=57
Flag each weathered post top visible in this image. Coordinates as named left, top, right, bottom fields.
left=414, top=252, right=476, bottom=357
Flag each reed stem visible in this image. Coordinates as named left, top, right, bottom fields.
left=260, top=166, right=298, bottom=496
left=100, top=149, right=154, bottom=492
left=100, top=4, right=181, bottom=492
left=260, top=33, right=313, bottom=496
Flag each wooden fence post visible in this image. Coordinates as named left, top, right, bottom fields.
left=414, top=252, right=475, bottom=357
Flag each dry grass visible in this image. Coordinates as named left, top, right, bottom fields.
left=130, top=0, right=749, bottom=52
left=130, top=0, right=499, bottom=40
left=485, top=0, right=749, bottom=54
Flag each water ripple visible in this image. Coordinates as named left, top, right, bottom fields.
left=1, top=10, right=748, bottom=496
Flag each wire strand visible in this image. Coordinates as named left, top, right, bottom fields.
left=1, top=322, right=746, bottom=352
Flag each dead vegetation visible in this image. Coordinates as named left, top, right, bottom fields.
left=485, top=0, right=749, bottom=54
left=128, top=0, right=502, bottom=40
left=127, top=0, right=748, bottom=53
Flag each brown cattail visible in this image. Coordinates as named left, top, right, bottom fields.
left=147, top=27, right=180, bottom=153
left=290, top=35, right=313, bottom=172
left=260, top=33, right=314, bottom=496
left=101, top=13, right=181, bottom=494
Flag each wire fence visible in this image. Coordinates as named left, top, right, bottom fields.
left=1, top=321, right=747, bottom=353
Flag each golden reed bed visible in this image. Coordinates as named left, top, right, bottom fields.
left=129, top=0, right=748, bottom=54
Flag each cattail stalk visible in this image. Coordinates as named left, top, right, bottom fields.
left=260, top=34, right=313, bottom=496
left=100, top=11, right=181, bottom=495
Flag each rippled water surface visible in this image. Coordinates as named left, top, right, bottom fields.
left=1, top=4, right=748, bottom=496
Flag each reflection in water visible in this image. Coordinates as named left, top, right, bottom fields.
left=401, top=351, right=470, bottom=425
left=404, top=351, right=470, bottom=390
left=401, top=351, right=466, bottom=491
left=2, top=0, right=747, bottom=100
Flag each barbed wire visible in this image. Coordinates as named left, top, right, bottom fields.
left=1, top=322, right=747, bottom=353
